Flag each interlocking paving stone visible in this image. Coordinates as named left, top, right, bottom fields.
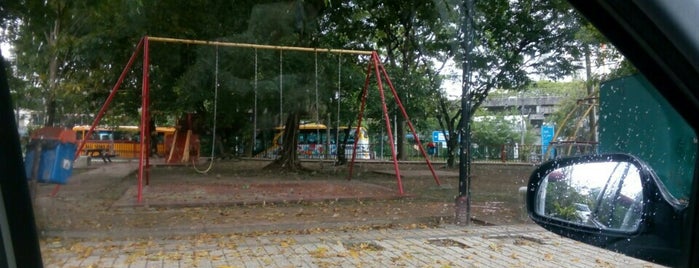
left=41, top=224, right=665, bottom=267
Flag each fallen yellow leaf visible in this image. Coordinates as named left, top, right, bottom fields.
left=544, top=253, right=554, bottom=261
left=311, top=247, right=329, bottom=258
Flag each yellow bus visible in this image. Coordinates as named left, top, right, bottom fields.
left=256, top=123, right=371, bottom=160
left=72, top=125, right=176, bottom=158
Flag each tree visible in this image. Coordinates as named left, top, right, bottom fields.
left=470, top=109, right=525, bottom=159
left=5, top=1, right=104, bottom=126
left=4, top=0, right=622, bottom=169
left=432, top=0, right=584, bottom=167
left=248, top=0, right=328, bottom=171
left=541, top=83, right=592, bottom=142
left=5, top=0, right=282, bottom=124
left=322, top=1, right=448, bottom=161
left=537, top=16, right=630, bottom=145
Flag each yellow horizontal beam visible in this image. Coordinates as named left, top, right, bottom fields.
left=146, top=36, right=374, bottom=55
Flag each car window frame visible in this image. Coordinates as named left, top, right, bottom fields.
left=1, top=1, right=698, bottom=267
left=564, top=1, right=699, bottom=267
left=0, top=54, right=44, bottom=267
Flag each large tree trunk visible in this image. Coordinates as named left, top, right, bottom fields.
left=437, top=94, right=460, bottom=168
left=396, top=116, right=406, bottom=160
left=45, top=19, right=61, bottom=126
left=265, top=111, right=304, bottom=171
left=446, top=137, right=458, bottom=167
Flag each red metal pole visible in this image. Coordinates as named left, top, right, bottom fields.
left=378, top=62, right=441, bottom=186
left=372, top=52, right=404, bottom=195
left=137, top=36, right=150, bottom=203
left=349, top=81, right=369, bottom=168
left=349, top=84, right=368, bottom=169
left=52, top=37, right=145, bottom=197
left=72, top=37, right=145, bottom=160
left=347, top=55, right=373, bottom=180
left=348, top=60, right=372, bottom=180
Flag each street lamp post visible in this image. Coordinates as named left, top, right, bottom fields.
left=456, top=0, right=475, bottom=226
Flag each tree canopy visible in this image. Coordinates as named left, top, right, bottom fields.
left=2, top=0, right=626, bottom=165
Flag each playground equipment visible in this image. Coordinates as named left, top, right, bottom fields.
left=68, top=36, right=440, bottom=202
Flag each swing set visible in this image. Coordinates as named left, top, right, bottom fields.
left=65, top=36, right=441, bottom=202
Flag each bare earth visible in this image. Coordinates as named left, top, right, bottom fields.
left=32, top=159, right=533, bottom=239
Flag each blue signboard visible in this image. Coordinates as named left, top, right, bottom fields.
left=432, top=130, right=449, bottom=143
left=541, top=125, right=555, bottom=155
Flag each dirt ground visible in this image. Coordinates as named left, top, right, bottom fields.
left=32, top=159, right=534, bottom=239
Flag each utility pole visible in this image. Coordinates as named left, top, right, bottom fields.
left=584, top=46, right=598, bottom=143
left=455, top=0, right=475, bottom=226
left=519, top=93, right=525, bottom=146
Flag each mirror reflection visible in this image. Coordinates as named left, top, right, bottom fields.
left=535, top=161, right=644, bottom=231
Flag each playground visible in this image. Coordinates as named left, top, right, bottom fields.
left=32, top=159, right=534, bottom=238
left=29, top=36, right=535, bottom=239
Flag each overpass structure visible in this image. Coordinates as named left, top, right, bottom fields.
left=480, top=96, right=564, bottom=129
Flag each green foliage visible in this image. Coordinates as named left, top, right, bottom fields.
left=3, top=0, right=632, bottom=160
left=552, top=202, right=579, bottom=222
left=544, top=180, right=588, bottom=222
left=526, top=81, right=586, bottom=97
left=471, top=109, right=521, bottom=147
left=320, top=1, right=462, bottom=159
left=540, top=81, right=595, bottom=141
left=424, top=0, right=592, bottom=166
left=605, top=60, right=638, bottom=79
left=488, top=81, right=586, bottom=99
left=463, top=0, right=584, bottom=108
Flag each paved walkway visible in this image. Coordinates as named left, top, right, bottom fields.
left=42, top=224, right=663, bottom=267
left=37, top=161, right=664, bottom=267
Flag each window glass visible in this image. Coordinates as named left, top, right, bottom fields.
left=599, top=75, right=697, bottom=202
left=6, top=1, right=696, bottom=267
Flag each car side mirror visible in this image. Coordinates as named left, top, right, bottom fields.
left=532, top=156, right=644, bottom=231
left=526, top=153, right=686, bottom=267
